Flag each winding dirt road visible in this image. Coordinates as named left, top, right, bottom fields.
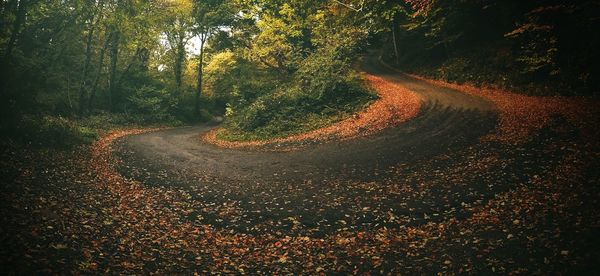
left=114, top=56, right=501, bottom=236
left=116, top=57, right=496, bottom=184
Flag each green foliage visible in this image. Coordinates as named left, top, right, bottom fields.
left=219, top=83, right=375, bottom=141
left=204, top=50, right=280, bottom=113
left=212, top=1, right=377, bottom=141
left=79, top=112, right=136, bottom=130
left=294, top=51, right=364, bottom=107
left=249, top=7, right=304, bottom=75
left=5, top=0, right=596, bottom=148
left=199, top=1, right=368, bottom=139
left=0, top=109, right=187, bottom=149
left=1, top=0, right=386, bottom=146
left=4, top=116, right=98, bottom=149
left=204, top=50, right=238, bottom=101
left=384, top=0, right=600, bottom=95
left=128, top=85, right=175, bottom=123
left=504, top=12, right=561, bottom=79
left=220, top=51, right=376, bottom=141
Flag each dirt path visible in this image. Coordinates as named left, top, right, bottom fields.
left=106, top=56, right=599, bottom=274
left=115, top=56, right=496, bottom=184
left=114, top=56, right=500, bottom=236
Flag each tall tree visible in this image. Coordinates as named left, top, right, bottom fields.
left=78, top=0, right=106, bottom=115
left=88, top=30, right=112, bottom=112
left=192, top=0, right=233, bottom=116
left=1, top=0, right=35, bottom=66
left=1, top=0, right=39, bottom=98
left=107, top=26, right=120, bottom=111
left=163, top=0, right=193, bottom=98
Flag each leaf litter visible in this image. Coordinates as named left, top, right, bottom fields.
left=1, top=76, right=599, bottom=274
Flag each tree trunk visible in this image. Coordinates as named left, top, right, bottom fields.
left=392, top=21, right=400, bottom=65
left=88, top=32, right=111, bottom=112
left=108, top=31, right=120, bottom=111
left=77, top=0, right=104, bottom=116
left=195, top=36, right=206, bottom=116
left=78, top=25, right=96, bottom=116
left=67, top=72, right=72, bottom=113
left=138, top=47, right=149, bottom=71
left=2, top=0, right=28, bottom=65
left=1, top=0, right=29, bottom=97
left=174, top=32, right=185, bottom=97
left=0, top=0, right=13, bottom=24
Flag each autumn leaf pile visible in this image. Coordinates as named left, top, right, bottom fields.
left=202, top=73, right=421, bottom=150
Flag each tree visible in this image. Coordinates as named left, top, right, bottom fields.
left=248, top=7, right=302, bottom=76
left=192, top=0, right=234, bottom=116
left=88, top=30, right=112, bottom=112
left=78, top=0, right=106, bottom=116
left=162, top=0, right=194, bottom=98
left=1, top=0, right=41, bottom=100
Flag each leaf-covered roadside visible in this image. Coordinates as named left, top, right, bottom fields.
left=202, top=73, right=421, bottom=151
left=410, top=74, right=600, bottom=144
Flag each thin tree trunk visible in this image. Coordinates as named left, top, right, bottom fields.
left=174, top=33, right=185, bottom=97
left=77, top=0, right=105, bottom=116
left=2, top=0, right=28, bottom=65
left=88, top=32, right=111, bottom=111
left=108, top=31, right=120, bottom=111
left=78, top=25, right=96, bottom=115
left=166, top=19, right=189, bottom=99
left=0, top=0, right=11, bottom=21
left=67, top=72, right=73, bottom=113
left=1, top=0, right=28, bottom=97
left=195, top=36, right=206, bottom=116
left=392, top=22, right=400, bottom=65
left=138, top=47, right=149, bottom=71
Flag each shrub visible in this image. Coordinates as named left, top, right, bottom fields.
left=219, top=26, right=374, bottom=141
left=128, top=85, right=176, bottom=124
left=6, top=115, right=98, bottom=148
left=221, top=50, right=376, bottom=140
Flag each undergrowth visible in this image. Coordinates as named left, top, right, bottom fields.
left=217, top=75, right=376, bottom=142
left=0, top=112, right=184, bottom=149
left=217, top=50, right=378, bottom=142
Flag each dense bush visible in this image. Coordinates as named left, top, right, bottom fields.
left=204, top=51, right=280, bottom=117
left=0, top=109, right=189, bottom=149
left=128, top=86, right=177, bottom=124
left=219, top=49, right=376, bottom=141
left=2, top=116, right=98, bottom=148
left=384, top=0, right=600, bottom=96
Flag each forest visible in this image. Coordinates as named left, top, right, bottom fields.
left=1, top=0, right=599, bottom=274
left=1, top=0, right=598, bottom=145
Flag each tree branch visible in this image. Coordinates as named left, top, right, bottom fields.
left=332, top=0, right=364, bottom=12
